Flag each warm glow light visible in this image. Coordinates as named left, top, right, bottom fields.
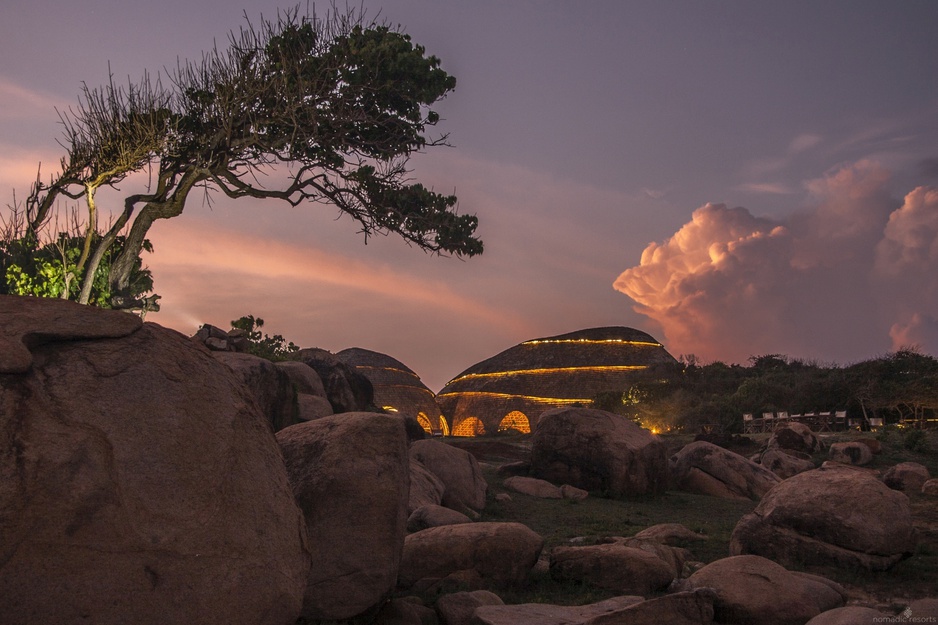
left=447, top=364, right=648, bottom=385
left=521, top=339, right=662, bottom=347
left=498, top=410, right=531, bottom=434
left=383, top=405, right=399, bottom=413
left=436, top=391, right=591, bottom=404
left=438, top=415, right=450, bottom=436
left=452, top=417, right=485, bottom=437
left=416, top=412, right=433, bottom=434
left=356, top=365, right=422, bottom=380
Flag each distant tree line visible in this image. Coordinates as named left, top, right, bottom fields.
left=592, top=348, right=938, bottom=434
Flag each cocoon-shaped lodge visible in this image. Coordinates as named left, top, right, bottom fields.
left=336, top=347, right=448, bottom=435
left=436, top=327, right=678, bottom=437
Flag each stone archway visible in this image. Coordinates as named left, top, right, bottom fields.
left=452, top=416, right=486, bottom=437
left=416, top=412, right=433, bottom=435
left=498, top=410, right=531, bottom=434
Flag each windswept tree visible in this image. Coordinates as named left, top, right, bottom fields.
left=10, top=6, right=481, bottom=309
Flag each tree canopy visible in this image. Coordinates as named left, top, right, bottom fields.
left=5, top=6, right=480, bottom=310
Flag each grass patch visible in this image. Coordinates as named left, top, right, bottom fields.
left=482, top=464, right=754, bottom=561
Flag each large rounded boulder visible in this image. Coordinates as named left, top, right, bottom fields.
left=670, top=441, right=781, bottom=500
left=530, top=408, right=668, bottom=497
left=768, top=423, right=824, bottom=455
left=213, top=351, right=300, bottom=431
left=686, top=555, right=845, bottom=625
left=410, top=439, right=487, bottom=516
left=398, top=522, right=543, bottom=590
left=0, top=296, right=310, bottom=625
left=730, top=465, right=917, bottom=571
left=276, top=413, right=410, bottom=622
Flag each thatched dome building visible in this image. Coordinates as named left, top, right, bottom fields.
left=436, top=327, right=678, bottom=436
left=336, top=347, right=447, bottom=435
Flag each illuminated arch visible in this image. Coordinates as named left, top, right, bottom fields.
left=498, top=410, right=531, bottom=434
left=438, top=415, right=450, bottom=436
left=416, top=412, right=433, bottom=434
left=452, top=417, right=485, bottom=437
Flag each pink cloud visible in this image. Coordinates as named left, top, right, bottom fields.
left=614, top=161, right=938, bottom=363
left=874, top=186, right=938, bottom=351
left=147, top=217, right=531, bottom=337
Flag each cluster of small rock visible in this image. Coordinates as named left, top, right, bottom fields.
left=1, top=295, right=936, bottom=625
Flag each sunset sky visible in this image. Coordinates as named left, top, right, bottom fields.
left=2, top=1, right=938, bottom=391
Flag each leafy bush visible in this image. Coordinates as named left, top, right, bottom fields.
left=903, top=428, right=929, bottom=453
left=230, top=315, right=298, bottom=361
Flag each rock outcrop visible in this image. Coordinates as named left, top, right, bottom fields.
left=686, top=555, right=845, bottom=625
left=213, top=351, right=300, bottom=431
left=435, top=590, right=504, bottom=625
left=410, top=439, right=487, bottom=517
left=804, top=606, right=890, bottom=625
left=407, top=504, right=473, bottom=533
left=530, top=408, right=668, bottom=497
left=882, top=461, right=931, bottom=492
left=398, top=522, right=543, bottom=590
left=549, top=543, right=675, bottom=596
left=828, top=441, right=873, bottom=466
left=408, top=458, right=447, bottom=513
left=277, top=413, right=410, bottom=621
left=0, top=296, right=310, bottom=625
left=767, top=423, right=824, bottom=454
left=670, top=441, right=781, bottom=500
left=277, top=412, right=410, bottom=619
left=759, top=447, right=816, bottom=479
left=730, top=465, right=917, bottom=571
left=473, top=590, right=716, bottom=625
left=295, top=347, right=375, bottom=413
left=504, top=476, right=563, bottom=498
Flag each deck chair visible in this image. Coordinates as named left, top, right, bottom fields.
left=742, top=413, right=756, bottom=434
left=762, top=412, right=775, bottom=432
left=817, top=411, right=832, bottom=432
left=833, top=411, right=847, bottom=430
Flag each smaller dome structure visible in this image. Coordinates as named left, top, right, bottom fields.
left=437, top=327, right=677, bottom=436
left=336, top=347, right=447, bottom=435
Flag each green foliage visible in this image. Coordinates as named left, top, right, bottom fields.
left=903, top=428, right=929, bottom=453
left=0, top=232, right=156, bottom=308
left=230, top=315, right=298, bottom=361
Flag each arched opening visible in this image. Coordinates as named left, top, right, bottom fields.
left=416, top=412, right=433, bottom=435
left=452, top=416, right=485, bottom=437
left=438, top=415, right=450, bottom=437
left=498, top=410, right=531, bottom=434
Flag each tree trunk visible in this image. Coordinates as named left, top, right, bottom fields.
left=107, top=171, right=202, bottom=307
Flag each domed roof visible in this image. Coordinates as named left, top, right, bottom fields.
left=336, top=347, right=445, bottom=434
left=437, top=327, right=677, bottom=435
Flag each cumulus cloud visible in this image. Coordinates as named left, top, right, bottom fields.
left=614, top=161, right=938, bottom=363
left=874, top=186, right=938, bottom=350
